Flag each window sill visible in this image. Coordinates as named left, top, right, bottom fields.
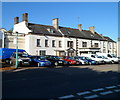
left=37, top=46, right=41, bottom=47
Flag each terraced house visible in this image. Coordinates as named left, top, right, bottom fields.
left=5, top=13, right=117, bottom=56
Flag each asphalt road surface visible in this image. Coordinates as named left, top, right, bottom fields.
left=2, top=64, right=120, bottom=100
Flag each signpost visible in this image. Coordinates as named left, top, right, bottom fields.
left=15, top=32, right=18, bottom=68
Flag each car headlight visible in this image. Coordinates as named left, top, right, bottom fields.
left=41, top=62, right=45, bottom=64
left=29, top=59, right=32, bottom=62
left=18, top=59, right=22, bottom=61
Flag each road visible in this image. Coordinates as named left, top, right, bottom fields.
left=2, top=64, right=120, bottom=99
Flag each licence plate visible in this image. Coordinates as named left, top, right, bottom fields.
left=59, top=61, right=62, bottom=63
left=23, top=62, right=29, bottom=64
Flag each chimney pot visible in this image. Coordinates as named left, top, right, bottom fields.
left=22, top=13, right=28, bottom=26
left=52, top=18, right=59, bottom=30
left=89, top=26, right=95, bottom=33
left=78, top=24, right=82, bottom=31
left=22, top=13, right=28, bottom=22
left=14, top=17, right=19, bottom=25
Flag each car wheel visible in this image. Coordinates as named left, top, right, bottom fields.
left=54, top=62, right=58, bottom=66
left=111, top=60, right=114, bottom=64
left=89, top=62, right=92, bottom=65
left=69, top=62, right=72, bottom=65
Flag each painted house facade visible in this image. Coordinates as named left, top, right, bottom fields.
left=5, top=13, right=117, bottom=56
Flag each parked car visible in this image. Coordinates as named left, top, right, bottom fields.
left=74, top=56, right=89, bottom=65
left=30, top=56, right=52, bottom=67
left=98, top=56, right=112, bottom=64
left=81, top=56, right=97, bottom=65
left=0, top=48, right=26, bottom=63
left=10, top=52, right=31, bottom=66
left=44, top=55, right=66, bottom=66
left=61, top=56, right=80, bottom=65
left=81, top=54, right=104, bottom=64
left=96, top=53, right=119, bottom=64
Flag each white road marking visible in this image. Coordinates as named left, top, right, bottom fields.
left=113, top=89, right=120, bottom=92
left=105, top=86, right=116, bottom=89
left=84, top=94, right=99, bottom=99
left=99, top=91, right=113, bottom=95
left=58, top=85, right=120, bottom=99
left=77, top=91, right=91, bottom=96
left=92, top=88, right=104, bottom=92
left=59, top=95, right=74, bottom=99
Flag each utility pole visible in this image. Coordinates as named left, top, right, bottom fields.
left=15, top=32, right=18, bottom=68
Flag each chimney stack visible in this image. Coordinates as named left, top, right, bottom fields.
left=78, top=24, right=82, bottom=31
left=14, top=17, right=19, bottom=25
left=52, top=18, right=59, bottom=30
left=22, top=13, right=28, bottom=22
left=89, top=26, right=95, bottom=34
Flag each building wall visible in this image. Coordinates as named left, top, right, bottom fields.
left=5, top=35, right=25, bottom=50
left=25, top=34, right=65, bottom=55
left=117, top=38, right=120, bottom=57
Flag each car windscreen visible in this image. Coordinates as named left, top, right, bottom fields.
left=85, top=57, right=91, bottom=60
left=102, top=56, right=107, bottom=59
left=91, top=55, right=95, bottom=58
left=37, top=56, right=46, bottom=60
left=79, top=57, right=85, bottom=60
left=18, top=54, right=29, bottom=57
left=97, top=56, right=102, bottom=58
left=68, top=57, right=74, bottom=60
left=53, top=56, right=61, bottom=60
left=107, top=54, right=112, bottom=58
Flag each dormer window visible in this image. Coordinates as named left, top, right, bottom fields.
left=91, top=34, right=94, bottom=37
left=47, top=28, right=55, bottom=33
left=67, top=31, right=71, bottom=34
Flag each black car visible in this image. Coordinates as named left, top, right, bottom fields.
left=44, top=55, right=67, bottom=66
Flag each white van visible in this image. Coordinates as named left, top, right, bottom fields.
left=81, top=54, right=104, bottom=64
left=96, top=53, right=118, bottom=63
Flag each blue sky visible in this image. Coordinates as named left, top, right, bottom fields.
left=2, top=2, right=118, bottom=41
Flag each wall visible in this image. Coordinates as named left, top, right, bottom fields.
left=5, top=35, right=25, bottom=50
left=25, top=34, right=64, bottom=55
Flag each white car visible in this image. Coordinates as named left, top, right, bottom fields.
left=96, top=53, right=118, bottom=64
left=98, top=56, right=112, bottom=64
left=81, top=54, right=104, bottom=64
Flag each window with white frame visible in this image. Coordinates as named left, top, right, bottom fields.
left=37, top=39, right=41, bottom=47
left=82, top=42, right=87, bottom=47
left=52, top=40, right=55, bottom=47
left=67, top=41, right=73, bottom=47
left=45, top=39, right=49, bottom=47
left=59, top=41, right=62, bottom=47
left=94, top=43, right=99, bottom=47
left=39, top=50, right=46, bottom=56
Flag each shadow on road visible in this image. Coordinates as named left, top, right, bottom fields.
left=2, top=64, right=120, bottom=99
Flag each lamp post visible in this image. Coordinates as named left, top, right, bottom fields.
left=15, top=32, right=18, bottom=68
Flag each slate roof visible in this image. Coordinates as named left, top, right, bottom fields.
left=103, top=36, right=116, bottom=43
left=28, top=23, right=112, bottom=41
left=28, top=23, right=62, bottom=37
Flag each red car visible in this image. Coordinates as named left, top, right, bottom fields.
left=61, top=56, right=80, bottom=65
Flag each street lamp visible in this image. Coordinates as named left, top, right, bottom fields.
left=15, top=32, right=18, bottom=68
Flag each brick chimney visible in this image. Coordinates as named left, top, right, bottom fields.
left=14, top=17, right=19, bottom=25
left=89, top=26, right=95, bottom=34
left=78, top=24, right=82, bottom=31
left=22, top=13, right=28, bottom=25
left=52, top=18, right=59, bottom=30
